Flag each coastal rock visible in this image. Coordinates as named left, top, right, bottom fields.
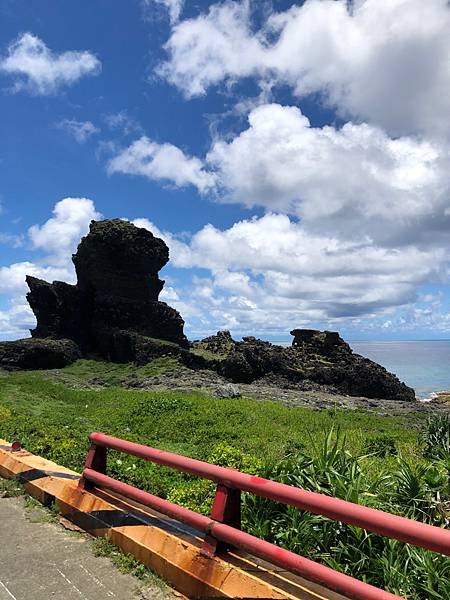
left=291, top=329, right=342, bottom=353
left=5, top=219, right=415, bottom=403
left=24, top=219, right=188, bottom=364
left=214, top=383, right=241, bottom=398
left=191, top=330, right=236, bottom=356
left=0, top=338, right=81, bottom=370
left=197, top=329, right=415, bottom=401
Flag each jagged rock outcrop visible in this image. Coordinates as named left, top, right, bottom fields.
left=0, top=219, right=415, bottom=402
left=191, top=330, right=236, bottom=357
left=27, top=219, right=188, bottom=351
left=0, top=338, right=81, bottom=370
left=193, top=329, right=415, bottom=401
left=1, top=219, right=189, bottom=370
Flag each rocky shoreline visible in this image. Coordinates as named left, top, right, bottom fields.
left=0, top=219, right=416, bottom=404
left=44, top=358, right=449, bottom=418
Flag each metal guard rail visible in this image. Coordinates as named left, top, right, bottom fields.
left=79, top=432, right=450, bottom=600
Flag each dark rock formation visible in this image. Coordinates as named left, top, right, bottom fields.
left=191, top=330, right=236, bottom=356
left=26, top=277, right=85, bottom=343
left=291, top=329, right=341, bottom=351
left=0, top=338, right=81, bottom=370
left=193, top=329, right=415, bottom=401
left=0, top=218, right=415, bottom=402
left=1, top=219, right=189, bottom=370
left=26, top=219, right=188, bottom=351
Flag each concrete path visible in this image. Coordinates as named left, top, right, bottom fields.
left=0, top=496, right=174, bottom=600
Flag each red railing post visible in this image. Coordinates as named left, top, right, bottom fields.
left=78, top=443, right=107, bottom=490
left=78, top=432, right=450, bottom=599
left=202, top=483, right=241, bottom=557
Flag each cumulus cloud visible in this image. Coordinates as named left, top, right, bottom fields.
left=0, top=300, right=35, bottom=340
left=136, top=213, right=444, bottom=320
left=56, top=119, right=100, bottom=143
left=0, top=197, right=102, bottom=338
left=108, top=136, right=217, bottom=192
left=117, top=104, right=450, bottom=247
left=0, top=32, right=101, bottom=95
left=207, top=103, right=448, bottom=246
left=0, top=261, right=76, bottom=295
left=106, top=97, right=450, bottom=333
left=0, top=197, right=101, bottom=299
left=28, top=197, right=101, bottom=264
left=159, top=0, right=450, bottom=137
left=1, top=197, right=449, bottom=339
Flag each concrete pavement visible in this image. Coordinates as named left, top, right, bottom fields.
left=0, top=496, right=173, bottom=600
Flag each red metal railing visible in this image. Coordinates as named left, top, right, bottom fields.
left=79, top=432, right=450, bottom=600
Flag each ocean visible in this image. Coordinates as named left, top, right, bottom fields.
left=274, top=339, right=450, bottom=399
left=349, top=340, right=450, bottom=400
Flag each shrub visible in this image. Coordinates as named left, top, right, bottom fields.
left=422, top=414, right=450, bottom=459
left=363, top=434, right=397, bottom=457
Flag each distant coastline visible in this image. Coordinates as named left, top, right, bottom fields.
left=270, top=339, right=450, bottom=400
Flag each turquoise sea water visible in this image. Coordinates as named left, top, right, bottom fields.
left=349, top=340, right=450, bottom=399
left=274, top=340, right=450, bottom=399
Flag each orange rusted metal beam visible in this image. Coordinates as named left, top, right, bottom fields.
left=0, top=439, right=350, bottom=599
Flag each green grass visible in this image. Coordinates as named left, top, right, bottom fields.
left=91, top=537, right=171, bottom=594
left=0, top=360, right=421, bottom=466
left=0, top=476, right=23, bottom=498
left=190, top=347, right=227, bottom=361
left=49, top=356, right=182, bottom=387
left=0, top=360, right=448, bottom=599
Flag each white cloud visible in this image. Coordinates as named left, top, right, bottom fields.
left=118, top=94, right=450, bottom=328
left=144, top=0, right=184, bottom=24
left=0, top=197, right=101, bottom=298
left=0, top=299, right=35, bottom=340
left=130, top=212, right=445, bottom=336
left=56, top=119, right=100, bottom=143
left=207, top=103, right=448, bottom=246
left=159, top=0, right=450, bottom=137
left=28, top=197, right=102, bottom=264
left=2, top=198, right=450, bottom=339
left=0, top=197, right=102, bottom=339
left=0, top=261, right=76, bottom=295
left=0, top=32, right=101, bottom=95
left=0, top=232, right=24, bottom=248
left=119, top=103, right=449, bottom=248
left=148, top=213, right=444, bottom=318
left=108, top=136, right=217, bottom=192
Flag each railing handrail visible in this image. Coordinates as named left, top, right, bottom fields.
left=88, top=431, right=450, bottom=556
left=79, top=432, right=450, bottom=600
left=83, top=467, right=400, bottom=600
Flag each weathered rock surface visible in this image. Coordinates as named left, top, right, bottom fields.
left=193, top=329, right=415, bottom=401
left=0, top=338, right=81, bottom=370
left=214, top=383, right=241, bottom=399
left=2, top=219, right=189, bottom=370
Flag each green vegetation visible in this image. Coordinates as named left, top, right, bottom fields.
left=91, top=537, right=171, bottom=594
left=190, top=347, right=226, bottom=361
left=422, top=413, right=450, bottom=460
left=0, top=359, right=448, bottom=599
left=0, top=475, right=23, bottom=498
left=49, top=356, right=182, bottom=387
left=23, top=495, right=60, bottom=523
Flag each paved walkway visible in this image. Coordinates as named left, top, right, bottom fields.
left=0, top=496, right=173, bottom=600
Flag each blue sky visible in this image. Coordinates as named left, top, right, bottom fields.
left=1, top=0, right=450, bottom=341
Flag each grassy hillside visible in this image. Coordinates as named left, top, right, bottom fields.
left=0, top=358, right=420, bottom=466
left=0, top=358, right=448, bottom=599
